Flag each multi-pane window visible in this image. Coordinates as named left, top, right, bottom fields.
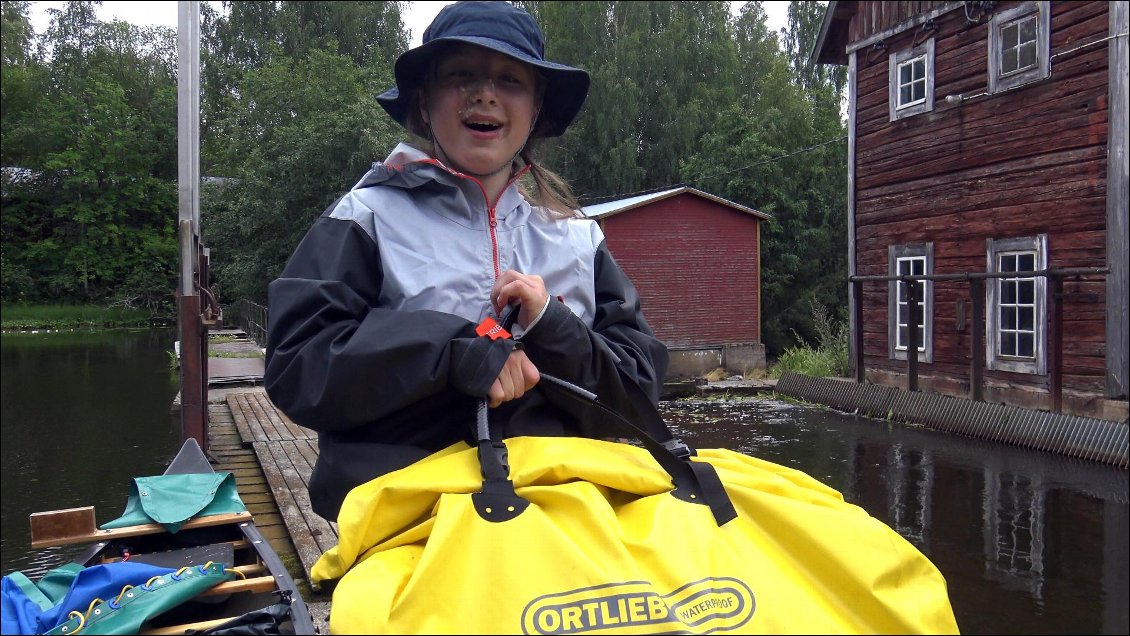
left=996, top=252, right=1037, bottom=359
left=988, top=2, right=1050, bottom=94
left=896, top=256, right=927, bottom=352
left=1000, top=13, right=1039, bottom=76
left=986, top=235, right=1047, bottom=374
left=897, top=56, right=928, bottom=109
left=888, top=244, right=933, bottom=362
left=889, top=40, right=934, bottom=121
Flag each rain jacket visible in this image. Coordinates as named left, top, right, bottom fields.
left=265, top=143, right=669, bottom=521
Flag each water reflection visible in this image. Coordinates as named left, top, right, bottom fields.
left=0, top=328, right=181, bottom=578
left=660, top=397, right=1128, bottom=635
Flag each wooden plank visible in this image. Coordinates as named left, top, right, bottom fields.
left=246, top=392, right=285, bottom=441
left=30, top=512, right=253, bottom=549
left=278, top=440, right=339, bottom=550
left=1108, top=1, right=1129, bottom=399
left=253, top=441, right=324, bottom=581
left=260, top=394, right=300, bottom=441
left=265, top=392, right=317, bottom=440
left=199, top=575, right=277, bottom=596
left=236, top=392, right=271, bottom=442
left=226, top=393, right=254, bottom=445
left=256, top=392, right=315, bottom=440
left=142, top=616, right=240, bottom=635
left=267, top=440, right=338, bottom=558
left=29, top=507, right=97, bottom=547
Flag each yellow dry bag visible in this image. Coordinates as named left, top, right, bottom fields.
left=313, top=378, right=959, bottom=634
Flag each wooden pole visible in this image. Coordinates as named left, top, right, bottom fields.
left=906, top=277, right=918, bottom=392
left=1049, top=275, right=1064, bottom=412
left=853, top=280, right=865, bottom=383
left=970, top=278, right=984, bottom=402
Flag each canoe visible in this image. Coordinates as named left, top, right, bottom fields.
left=9, top=438, right=315, bottom=635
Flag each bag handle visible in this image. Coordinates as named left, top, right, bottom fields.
left=471, top=305, right=737, bottom=526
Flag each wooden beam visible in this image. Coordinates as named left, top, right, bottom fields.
left=198, top=575, right=277, bottom=597
left=30, top=510, right=253, bottom=549
left=1107, top=1, right=1129, bottom=399
left=970, top=278, right=985, bottom=402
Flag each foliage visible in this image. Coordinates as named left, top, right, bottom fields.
left=770, top=298, right=849, bottom=378
left=201, top=47, right=399, bottom=303
left=2, top=1, right=178, bottom=316
left=2, top=0, right=851, bottom=351
left=0, top=303, right=154, bottom=330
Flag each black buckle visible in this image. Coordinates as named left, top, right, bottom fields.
left=663, top=437, right=692, bottom=458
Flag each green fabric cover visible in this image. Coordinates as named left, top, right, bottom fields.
left=99, top=472, right=246, bottom=534
left=44, top=562, right=235, bottom=635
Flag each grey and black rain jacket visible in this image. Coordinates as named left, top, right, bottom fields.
left=265, top=143, right=669, bottom=521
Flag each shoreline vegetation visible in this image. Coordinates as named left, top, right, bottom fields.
left=0, top=304, right=168, bottom=331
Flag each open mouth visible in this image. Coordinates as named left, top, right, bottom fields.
left=464, top=120, right=502, bottom=133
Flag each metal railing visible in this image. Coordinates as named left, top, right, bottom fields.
left=226, top=299, right=268, bottom=348
left=848, top=267, right=1110, bottom=412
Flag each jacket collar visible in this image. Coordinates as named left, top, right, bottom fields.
left=356, top=143, right=529, bottom=221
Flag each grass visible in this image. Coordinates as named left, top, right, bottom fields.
left=1, top=304, right=155, bottom=330
left=212, top=350, right=262, bottom=358
left=768, top=299, right=850, bottom=379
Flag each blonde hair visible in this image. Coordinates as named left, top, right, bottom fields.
left=517, top=144, right=582, bottom=219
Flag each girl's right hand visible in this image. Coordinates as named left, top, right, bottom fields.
left=488, top=348, right=540, bottom=407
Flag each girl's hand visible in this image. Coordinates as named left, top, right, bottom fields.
left=488, top=348, right=540, bottom=407
left=491, top=269, right=549, bottom=329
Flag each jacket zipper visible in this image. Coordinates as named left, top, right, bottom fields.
left=416, top=159, right=532, bottom=279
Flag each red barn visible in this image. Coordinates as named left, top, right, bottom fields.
left=581, top=186, right=770, bottom=379
left=813, top=1, right=1128, bottom=421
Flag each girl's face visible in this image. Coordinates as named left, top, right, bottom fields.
left=421, top=44, right=541, bottom=184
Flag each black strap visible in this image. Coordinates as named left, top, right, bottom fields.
left=471, top=303, right=736, bottom=525
left=472, top=400, right=529, bottom=522
left=537, top=374, right=736, bottom=526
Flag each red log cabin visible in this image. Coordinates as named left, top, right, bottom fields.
left=812, top=1, right=1128, bottom=421
left=581, top=186, right=770, bottom=379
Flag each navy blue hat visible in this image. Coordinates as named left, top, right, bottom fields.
left=376, top=1, right=590, bottom=138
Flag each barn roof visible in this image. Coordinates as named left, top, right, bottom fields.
left=580, top=186, right=769, bottom=221
left=811, top=0, right=856, bottom=66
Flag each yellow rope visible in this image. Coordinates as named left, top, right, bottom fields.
left=61, top=610, right=85, bottom=634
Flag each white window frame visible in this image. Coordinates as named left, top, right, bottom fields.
left=986, top=235, right=1048, bottom=374
left=888, top=243, right=934, bottom=362
left=988, top=2, right=1050, bottom=94
left=889, top=38, right=935, bottom=121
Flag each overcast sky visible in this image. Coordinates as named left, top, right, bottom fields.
left=28, top=1, right=793, bottom=47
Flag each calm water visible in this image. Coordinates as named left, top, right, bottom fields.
left=660, top=398, right=1128, bottom=635
left=1, top=330, right=1126, bottom=634
left=1, top=328, right=182, bottom=578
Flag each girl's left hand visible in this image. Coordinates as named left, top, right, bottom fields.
left=492, top=269, right=549, bottom=329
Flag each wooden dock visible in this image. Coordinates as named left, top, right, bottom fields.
left=196, top=330, right=333, bottom=628
left=205, top=389, right=333, bottom=627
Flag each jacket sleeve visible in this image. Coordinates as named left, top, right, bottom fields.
left=518, top=240, right=669, bottom=426
left=264, top=215, right=515, bottom=433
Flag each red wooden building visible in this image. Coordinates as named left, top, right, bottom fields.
left=581, top=186, right=769, bottom=378
left=813, top=1, right=1128, bottom=421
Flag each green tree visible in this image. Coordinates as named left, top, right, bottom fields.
left=201, top=1, right=407, bottom=178
left=523, top=1, right=740, bottom=201
left=680, top=1, right=847, bottom=356
left=1, top=1, right=179, bottom=311
left=201, top=48, right=399, bottom=304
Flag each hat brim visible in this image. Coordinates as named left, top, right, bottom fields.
left=376, top=36, right=589, bottom=138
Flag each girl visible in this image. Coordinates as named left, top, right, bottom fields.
left=265, top=1, right=669, bottom=522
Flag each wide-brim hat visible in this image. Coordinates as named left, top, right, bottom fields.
left=376, top=1, right=590, bottom=138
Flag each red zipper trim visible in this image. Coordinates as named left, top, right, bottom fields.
left=412, top=159, right=532, bottom=279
